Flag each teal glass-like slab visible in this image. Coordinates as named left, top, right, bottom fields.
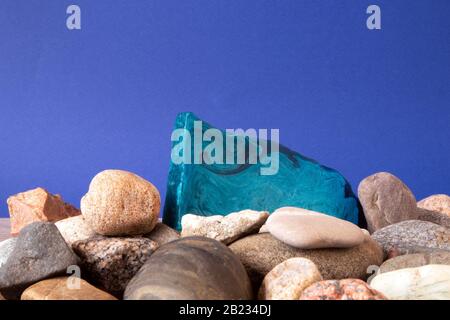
left=163, top=112, right=359, bottom=231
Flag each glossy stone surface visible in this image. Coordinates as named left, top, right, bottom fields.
left=163, top=112, right=359, bottom=230
left=124, top=237, right=253, bottom=300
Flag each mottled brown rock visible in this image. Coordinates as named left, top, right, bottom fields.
left=81, top=170, right=160, bottom=236
left=379, top=251, right=450, bottom=273
left=0, top=222, right=79, bottom=300
left=7, top=188, right=80, bottom=235
left=371, top=220, right=450, bottom=258
left=266, top=207, right=364, bottom=249
left=55, top=215, right=96, bottom=246
left=299, top=279, right=387, bottom=300
left=258, top=258, right=322, bottom=300
left=72, top=236, right=158, bottom=295
left=124, top=237, right=253, bottom=300
left=181, top=210, right=269, bottom=245
left=358, top=172, right=418, bottom=233
left=418, top=195, right=450, bottom=217
left=21, top=277, right=117, bottom=300
left=144, top=222, right=179, bottom=246
left=229, top=233, right=383, bottom=290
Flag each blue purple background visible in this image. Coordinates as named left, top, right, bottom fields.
left=0, top=1, right=449, bottom=217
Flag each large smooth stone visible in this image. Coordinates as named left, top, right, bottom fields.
left=21, top=277, right=117, bottom=300
left=266, top=207, right=364, bottom=249
left=258, top=258, right=322, bottom=300
left=370, top=265, right=450, bottom=300
left=379, top=252, right=450, bottom=274
left=0, top=238, right=17, bottom=269
left=371, top=220, right=450, bottom=258
left=124, top=237, right=253, bottom=300
left=0, top=222, right=79, bottom=300
left=418, top=194, right=450, bottom=217
left=359, top=172, right=450, bottom=233
left=300, top=279, right=387, bottom=300
left=163, top=112, right=360, bottom=231
left=181, top=210, right=268, bottom=245
left=72, top=237, right=158, bottom=295
left=81, top=169, right=160, bottom=236
left=7, top=187, right=80, bottom=235
left=228, top=233, right=383, bottom=289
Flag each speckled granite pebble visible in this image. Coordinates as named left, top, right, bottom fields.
left=72, top=236, right=158, bottom=295
left=300, top=279, right=387, bottom=300
left=371, top=220, right=450, bottom=258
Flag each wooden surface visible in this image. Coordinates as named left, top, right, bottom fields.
left=0, top=218, right=11, bottom=242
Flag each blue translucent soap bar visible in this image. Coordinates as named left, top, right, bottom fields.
left=163, top=112, right=359, bottom=230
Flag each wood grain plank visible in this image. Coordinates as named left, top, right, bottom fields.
left=0, top=218, right=11, bottom=242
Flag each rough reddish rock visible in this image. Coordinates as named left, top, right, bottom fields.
left=72, top=236, right=159, bottom=295
left=418, top=194, right=450, bottom=217
left=7, top=187, right=80, bottom=235
left=299, top=279, right=387, bottom=300
left=21, top=277, right=117, bottom=300
left=81, top=170, right=160, bottom=236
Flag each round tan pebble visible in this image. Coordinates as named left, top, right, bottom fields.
left=258, top=258, right=322, bottom=300
left=81, top=170, right=160, bottom=236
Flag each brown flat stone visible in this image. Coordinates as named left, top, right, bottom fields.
left=21, top=277, right=117, bottom=300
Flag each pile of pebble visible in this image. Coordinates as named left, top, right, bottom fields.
left=0, top=170, right=449, bottom=300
